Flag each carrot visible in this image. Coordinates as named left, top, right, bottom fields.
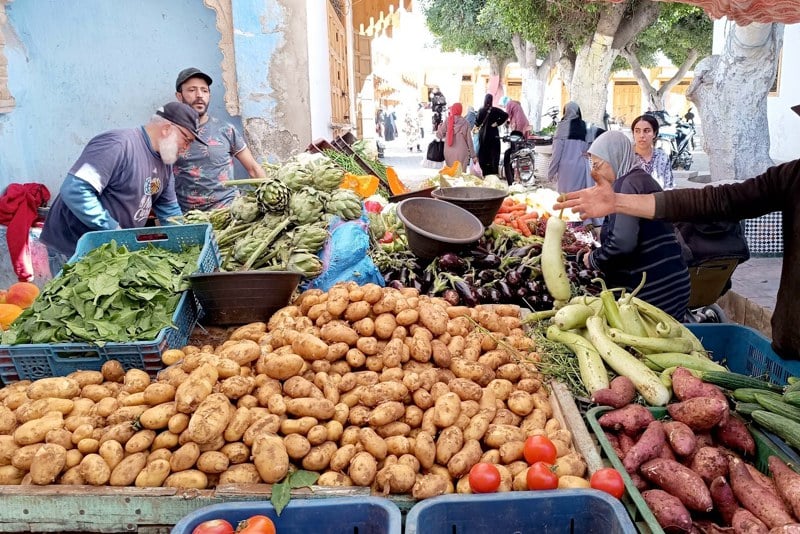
left=519, top=220, right=532, bottom=237
left=495, top=213, right=514, bottom=222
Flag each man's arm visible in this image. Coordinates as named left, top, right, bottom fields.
left=60, top=174, right=120, bottom=230
left=552, top=175, right=657, bottom=220
left=235, top=147, right=267, bottom=178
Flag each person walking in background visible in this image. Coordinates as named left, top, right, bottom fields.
left=580, top=131, right=690, bottom=320
left=375, top=108, right=386, bottom=138
left=631, top=114, right=674, bottom=190
left=403, top=104, right=422, bottom=152
left=548, top=101, right=592, bottom=194
left=505, top=99, right=531, bottom=136
left=465, top=106, right=479, bottom=154
left=173, top=68, right=265, bottom=212
left=430, top=88, right=447, bottom=134
left=436, top=102, right=477, bottom=171
left=475, top=94, right=508, bottom=177
left=383, top=108, right=397, bottom=142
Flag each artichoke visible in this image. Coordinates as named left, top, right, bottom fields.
left=293, top=224, right=329, bottom=253
left=279, top=161, right=313, bottom=191
left=308, top=158, right=345, bottom=192
left=230, top=195, right=262, bottom=223
left=289, top=186, right=325, bottom=226
left=287, top=250, right=324, bottom=278
left=256, top=177, right=291, bottom=213
left=325, top=189, right=363, bottom=220
left=233, top=237, right=261, bottom=263
left=183, top=209, right=210, bottom=224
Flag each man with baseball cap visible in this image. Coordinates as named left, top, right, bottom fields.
left=41, top=101, right=204, bottom=274
left=554, top=104, right=800, bottom=361
left=173, top=67, right=266, bottom=212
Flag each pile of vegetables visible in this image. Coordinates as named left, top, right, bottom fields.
left=594, top=369, right=800, bottom=532
left=0, top=283, right=594, bottom=501
left=185, top=154, right=363, bottom=276
left=2, top=242, right=201, bottom=345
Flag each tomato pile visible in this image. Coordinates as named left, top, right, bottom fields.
left=192, top=515, right=276, bottom=534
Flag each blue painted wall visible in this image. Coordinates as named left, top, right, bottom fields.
left=0, top=0, right=246, bottom=195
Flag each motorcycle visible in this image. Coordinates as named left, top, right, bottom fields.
left=647, top=110, right=697, bottom=170
left=501, top=130, right=536, bottom=186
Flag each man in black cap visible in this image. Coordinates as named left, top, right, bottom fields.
left=41, top=101, right=205, bottom=273
left=173, top=67, right=266, bottom=212
left=554, top=104, right=800, bottom=361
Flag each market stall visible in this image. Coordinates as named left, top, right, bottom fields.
left=0, top=143, right=799, bottom=534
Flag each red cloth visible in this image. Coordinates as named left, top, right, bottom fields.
left=446, top=103, right=463, bottom=147
left=603, top=0, right=800, bottom=25
left=0, top=183, right=51, bottom=282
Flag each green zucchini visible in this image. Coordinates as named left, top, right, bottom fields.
left=751, top=410, right=800, bottom=450
left=734, top=402, right=762, bottom=416
left=643, top=352, right=727, bottom=373
left=753, top=393, right=800, bottom=424
left=788, top=376, right=799, bottom=385
left=784, top=391, right=800, bottom=407
left=732, top=388, right=784, bottom=404
left=784, top=380, right=800, bottom=394
left=701, top=371, right=783, bottom=393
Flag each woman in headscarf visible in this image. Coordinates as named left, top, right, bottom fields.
left=505, top=99, right=530, bottom=135
left=582, top=131, right=691, bottom=320
left=475, top=94, right=508, bottom=177
left=436, top=102, right=477, bottom=171
left=548, top=101, right=591, bottom=194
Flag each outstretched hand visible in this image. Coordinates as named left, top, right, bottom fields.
left=552, top=173, right=616, bottom=220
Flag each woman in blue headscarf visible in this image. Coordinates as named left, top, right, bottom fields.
left=548, top=101, right=591, bottom=194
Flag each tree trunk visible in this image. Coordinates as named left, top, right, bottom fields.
left=687, top=23, right=783, bottom=181
left=623, top=47, right=699, bottom=112
left=512, top=34, right=557, bottom=131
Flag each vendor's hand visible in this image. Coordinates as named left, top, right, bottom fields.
left=582, top=249, right=592, bottom=269
left=553, top=175, right=616, bottom=220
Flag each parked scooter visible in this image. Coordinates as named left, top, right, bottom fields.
left=647, top=110, right=697, bottom=170
left=501, top=130, right=536, bottom=186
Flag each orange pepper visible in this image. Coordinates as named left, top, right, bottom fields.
left=439, top=161, right=461, bottom=177
left=386, top=166, right=409, bottom=195
left=355, top=175, right=379, bottom=197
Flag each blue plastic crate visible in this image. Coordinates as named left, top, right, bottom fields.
left=0, top=224, right=219, bottom=383
left=404, top=490, right=636, bottom=534
left=685, top=323, right=800, bottom=385
left=170, top=497, right=402, bottom=534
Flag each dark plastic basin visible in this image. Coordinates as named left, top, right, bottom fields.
left=431, top=186, right=508, bottom=227
left=190, top=271, right=301, bottom=326
left=396, top=197, right=484, bottom=260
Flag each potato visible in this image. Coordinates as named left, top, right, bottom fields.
left=279, top=416, right=317, bottom=437
left=221, top=442, right=250, bottom=464
left=507, top=391, right=535, bottom=417
left=0, top=435, right=20, bottom=466
left=196, top=451, right=229, bottom=474
left=80, top=453, right=111, bottom=485
left=302, top=441, right=337, bottom=471
left=284, top=397, right=335, bottom=420
left=107, top=451, right=147, bottom=486
left=131, top=458, right=170, bottom=487
left=0, top=406, right=17, bottom=434
left=433, top=393, right=461, bottom=428
left=98, top=439, right=124, bottom=471
left=330, top=443, right=357, bottom=472
left=368, top=401, right=405, bottom=427
left=122, top=369, right=151, bottom=394
left=142, top=383, right=175, bottom=405
left=358, top=427, right=387, bottom=460
left=667, top=398, right=728, bottom=431
left=229, top=322, right=267, bottom=341
left=0, top=464, right=25, bottom=485
left=125, top=429, right=157, bottom=454
left=219, top=339, right=261, bottom=366
left=413, top=431, right=436, bottom=470
left=222, top=406, right=252, bottom=443
left=30, top=443, right=67, bottom=485
left=17, top=398, right=74, bottom=422
left=14, top=414, right=64, bottom=445
left=174, top=363, right=218, bottom=413
left=284, top=434, right=312, bottom=460
left=376, top=463, right=416, bottom=494
left=348, top=451, right=378, bottom=486
left=59, top=465, right=85, bottom=485
left=374, top=313, right=397, bottom=340
left=291, top=333, right=329, bottom=361
left=261, top=353, right=305, bottom=380
left=218, top=463, right=261, bottom=485
left=412, top=473, right=449, bottom=499
left=483, top=424, right=525, bottom=449
left=170, top=442, right=201, bottom=472
left=168, top=413, right=190, bottom=435
left=435, top=426, right=464, bottom=465
left=317, top=471, right=353, bottom=487
left=185, top=393, right=234, bottom=444
left=101, top=360, right=125, bottom=382
left=557, top=475, right=591, bottom=489
left=252, top=434, right=289, bottom=483
left=27, top=377, right=80, bottom=400
left=447, top=439, right=482, bottom=478
left=164, top=469, right=208, bottom=489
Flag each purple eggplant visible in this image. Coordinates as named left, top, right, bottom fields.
left=454, top=280, right=479, bottom=307
left=438, top=253, right=467, bottom=273
left=442, top=289, right=460, bottom=305
left=389, top=280, right=405, bottom=290
left=478, top=269, right=498, bottom=284
left=505, top=270, right=523, bottom=288
left=497, top=281, right=514, bottom=302
left=474, top=253, right=501, bottom=269
left=475, top=286, right=491, bottom=303
left=488, top=287, right=502, bottom=303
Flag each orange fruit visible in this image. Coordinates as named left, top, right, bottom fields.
left=5, top=282, right=39, bottom=309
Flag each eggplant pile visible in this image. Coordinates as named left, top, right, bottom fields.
left=370, top=224, right=603, bottom=309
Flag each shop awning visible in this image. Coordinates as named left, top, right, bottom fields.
left=603, top=0, right=800, bottom=25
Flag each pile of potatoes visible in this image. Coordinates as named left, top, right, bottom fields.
left=0, top=282, right=588, bottom=498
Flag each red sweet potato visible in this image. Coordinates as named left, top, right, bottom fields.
left=731, top=508, right=769, bottom=534
left=640, top=458, right=714, bottom=512
left=607, top=433, right=625, bottom=459
left=642, top=489, right=693, bottom=533
left=659, top=443, right=677, bottom=460
left=728, top=457, right=795, bottom=529
left=710, top=476, right=741, bottom=526
left=768, top=456, right=800, bottom=520
left=664, top=420, right=698, bottom=457
left=619, top=433, right=637, bottom=457
left=693, top=520, right=734, bottom=533
left=767, top=525, right=800, bottom=533
left=690, top=447, right=729, bottom=484
left=592, top=375, right=637, bottom=408
left=746, top=463, right=779, bottom=497
left=624, top=420, right=666, bottom=473
left=715, top=415, right=756, bottom=456
left=667, top=397, right=729, bottom=431
left=630, top=472, right=649, bottom=492
left=599, top=404, right=655, bottom=435
left=672, top=367, right=728, bottom=403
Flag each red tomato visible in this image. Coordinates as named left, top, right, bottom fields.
left=526, top=461, right=558, bottom=491
left=236, top=515, right=276, bottom=534
left=523, top=435, right=557, bottom=465
left=378, top=231, right=395, bottom=243
left=192, top=519, right=234, bottom=534
left=590, top=467, right=625, bottom=499
left=468, top=462, right=501, bottom=493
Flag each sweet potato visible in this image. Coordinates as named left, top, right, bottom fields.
left=591, top=376, right=636, bottom=408
left=671, top=367, right=727, bottom=403
left=715, top=415, right=756, bottom=457
left=624, top=420, right=666, bottom=474
left=642, top=489, right=693, bottom=533
left=667, top=397, right=728, bottom=431
left=767, top=526, right=800, bottom=533
left=710, top=476, right=740, bottom=526
left=728, top=457, right=794, bottom=529
left=640, top=458, right=713, bottom=512
left=598, top=404, right=655, bottom=435
left=731, top=508, right=769, bottom=534
left=768, top=456, right=800, bottom=521
left=663, top=421, right=697, bottom=457
left=690, top=447, right=728, bottom=484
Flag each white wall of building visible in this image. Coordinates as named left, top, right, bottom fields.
left=306, top=0, right=334, bottom=141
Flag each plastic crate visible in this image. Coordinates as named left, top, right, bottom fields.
left=170, top=497, right=402, bottom=534
left=404, top=490, right=636, bottom=534
left=0, top=224, right=219, bottom=383
left=586, top=406, right=798, bottom=534
left=685, top=323, right=800, bottom=385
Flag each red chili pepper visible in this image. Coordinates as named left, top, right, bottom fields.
left=379, top=231, right=394, bottom=243
left=364, top=200, right=383, bottom=214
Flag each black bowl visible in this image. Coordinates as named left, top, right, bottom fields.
left=396, top=198, right=484, bottom=260
left=190, top=271, right=301, bottom=326
left=431, top=186, right=508, bottom=227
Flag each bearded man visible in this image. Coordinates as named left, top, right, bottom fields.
left=173, top=68, right=266, bottom=212
left=41, top=102, right=204, bottom=274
